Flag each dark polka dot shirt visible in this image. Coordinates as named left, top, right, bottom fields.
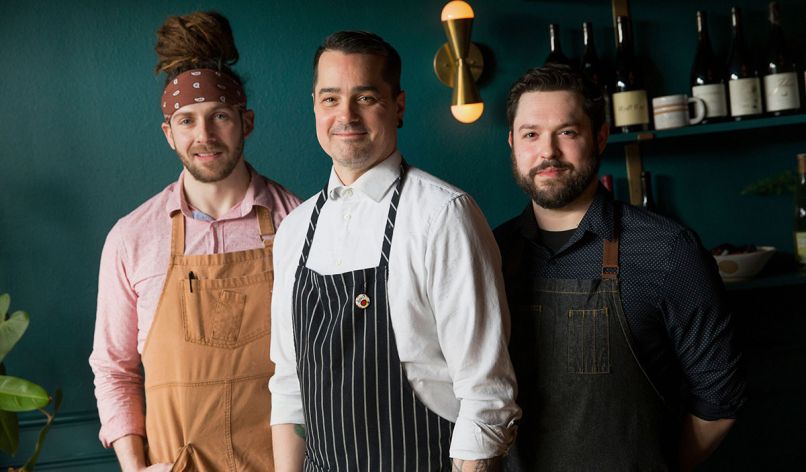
left=494, top=186, right=746, bottom=420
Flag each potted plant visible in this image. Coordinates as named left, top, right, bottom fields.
left=0, top=294, right=62, bottom=472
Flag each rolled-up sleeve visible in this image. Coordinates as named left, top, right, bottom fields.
left=425, top=195, right=521, bottom=460
left=661, top=230, right=746, bottom=420
left=88, top=224, right=146, bottom=448
left=269, top=212, right=305, bottom=426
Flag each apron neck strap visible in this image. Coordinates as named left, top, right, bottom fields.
left=298, top=160, right=408, bottom=268
left=256, top=206, right=275, bottom=248
left=601, top=239, right=619, bottom=279
left=170, top=211, right=185, bottom=258
left=379, top=161, right=407, bottom=267
left=601, top=205, right=620, bottom=280
left=298, top=190, right=328, bottom=267
left=169, top=205, right=276, bottom=256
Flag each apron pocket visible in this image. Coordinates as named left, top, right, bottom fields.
left=210, top=290, right=246, bottom=343
left=567, top=308, right=610, bottom=374
left=181, top=270, right=272, bottom=348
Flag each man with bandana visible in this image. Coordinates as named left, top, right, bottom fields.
left=495, top=65, right=745, bottom=471
left=89, top=11, right=299, bottom=471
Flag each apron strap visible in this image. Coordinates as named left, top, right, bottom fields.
left=255, top=206, right=275, bottom=248
left=298, top=189, right=328, bottom=267
left=298, top=160, right=408, bottom=268
left=601, top=238, right=620, bottom=279
left=169, top=443, right=195, bottom=472
left=379, top=161, right=407, bottom=267
left=170, top=205, right=275, bottom=256
left=170, top=211, right=185, bottom=257
left=601, top=203, right=620, bottom=280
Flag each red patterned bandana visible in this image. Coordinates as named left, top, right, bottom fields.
left=161, top=68, right=246, bottom=121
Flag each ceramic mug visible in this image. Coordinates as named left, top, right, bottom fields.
left=652, top=94, right=706, bottom=130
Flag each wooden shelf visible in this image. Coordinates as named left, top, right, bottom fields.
left=724, top=268, right=806, bottom=291
left=609, top=113, right=806, bottom=144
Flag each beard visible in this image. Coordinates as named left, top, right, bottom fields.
left=177, top=137, right=244, bottom=184
left=331, top=143, right=374, bottom=170
left=325, top=124, right=381, bottom=170
left=511, top=150, right=600, bottom=209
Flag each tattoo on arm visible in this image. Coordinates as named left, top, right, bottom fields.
left=294, top=424, right=306, bottom=439
left=451, top=457, right=502, bottom=472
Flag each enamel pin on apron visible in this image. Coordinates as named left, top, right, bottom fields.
left=354, top=293, right=370, bottom=309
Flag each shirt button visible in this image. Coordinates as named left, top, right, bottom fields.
left=343, top=213, right=351, bottom=221
left=336, top=259, right=342, bottom=267
left=344, top=188, right=353, bottom=198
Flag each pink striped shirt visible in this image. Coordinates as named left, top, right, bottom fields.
left=89, top=167, right=300, bottom=447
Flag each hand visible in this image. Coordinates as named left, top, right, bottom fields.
left=113, top=435, right=174, bottom=472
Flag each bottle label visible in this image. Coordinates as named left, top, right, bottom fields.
left=692, top=84, right=728, bottom=118
left=613, top=90, right=649, bottom=127
left=764, top=72, right=800, bottom=112
left=728, top=78, right=762, bottom=117
left=797, top=231, right=806, bottom=264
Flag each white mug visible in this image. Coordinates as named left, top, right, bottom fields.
left=652, top=94, right=706, bottom=130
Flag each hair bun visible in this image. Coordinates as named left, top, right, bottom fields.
left=155, top=11, right=239, bottom=76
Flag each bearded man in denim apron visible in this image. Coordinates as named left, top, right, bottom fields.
left=495, top=65, right=746, bottom=471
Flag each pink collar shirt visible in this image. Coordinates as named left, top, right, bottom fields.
left=89, top=165, right=300, bottom=447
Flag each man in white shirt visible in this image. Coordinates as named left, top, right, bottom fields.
left=269, top=31, right=520, bottom=471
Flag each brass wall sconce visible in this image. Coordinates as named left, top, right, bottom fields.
left=433, top=1, right=485, bottom=124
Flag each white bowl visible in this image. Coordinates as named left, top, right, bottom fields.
left=713, top=246, right=776, bottom=281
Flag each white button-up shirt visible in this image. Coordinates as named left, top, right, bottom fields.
left=270, top=152, right=520, bottom=460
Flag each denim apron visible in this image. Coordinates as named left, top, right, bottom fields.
left=504, top=219, right=675, bottom=471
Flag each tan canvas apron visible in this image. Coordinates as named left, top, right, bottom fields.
left=141, top=206, right=275, bottom=471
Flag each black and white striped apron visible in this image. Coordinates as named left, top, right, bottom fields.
left=292, top=163, right=454, bottom=472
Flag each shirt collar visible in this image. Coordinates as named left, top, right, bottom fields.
left=165, top=162, right=271, bottom=220
left=327, top=151, right=402, bottom=202
left=578, top=185, right=615, bottom=241
left=517, top=184, right=615, bottom=246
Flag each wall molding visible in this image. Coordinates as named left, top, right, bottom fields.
left=17, top=409, right=101, bottom=428
left=20, top=452, right=117, bottom=471
left=1, top=409, right=116, bottom=469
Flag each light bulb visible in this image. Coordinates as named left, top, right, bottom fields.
left=450, top=102, right=484, bottom=123
left=441, top=1, right=474, bottom=21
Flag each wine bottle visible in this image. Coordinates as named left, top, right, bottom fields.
left=544, top=23, right=571, bottom=67
left=640, top=171, right=655, bottom=211
left=764, top=1, right=801, bottom=115
left=690, top=10, right=728, bottom=122
left=612, top=15, right=649, bottom=133
left=581, top=21, right=612, bottom=129
left=796, top=154, right=806, bottom=264
left=727, top=6, right=762, bottom=120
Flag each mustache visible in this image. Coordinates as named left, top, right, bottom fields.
left=331, top=124, right=368, bottom=134
left=528, top=159, right=573, bottom=178
left=190, top=145, right=226, bottom=154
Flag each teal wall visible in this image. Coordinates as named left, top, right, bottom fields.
left=1, top=0, right=805, bottom=467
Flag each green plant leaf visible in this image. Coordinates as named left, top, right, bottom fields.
left=741, top=170, right=798, bottom=196
left=0, top=311, right=30, bottom=364
left=0, top=294, right=9, bottom=319
left=0, top=408, right=19, bottom=455
left=0, top=376, right=49, bottom=412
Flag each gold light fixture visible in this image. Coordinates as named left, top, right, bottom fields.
left=433, top=0, right=484, bottom=124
